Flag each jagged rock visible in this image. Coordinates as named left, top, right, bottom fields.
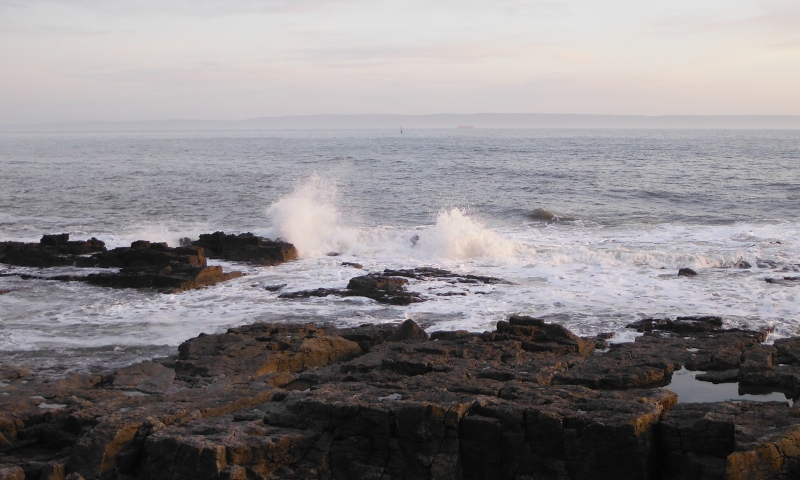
left=389, top=319, right=429, bottom=342
left=191, top=231, right=298, bottom=266
left=0, top=319, right=799, bottom=479
left=0, top=234, right=106, bottom=267
left=0, top=239, right=243, bottom=294
left=678, top=268, right=698, bottom=277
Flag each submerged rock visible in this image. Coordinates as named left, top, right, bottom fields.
left=678, top=267, right=698, bottom=277
left=0, top=318, right=798, bottom=479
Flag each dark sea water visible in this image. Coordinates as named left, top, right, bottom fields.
left=1, top=129, right=799, bottom=376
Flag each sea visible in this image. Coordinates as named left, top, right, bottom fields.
left=0, top=128, right=798, bottom=377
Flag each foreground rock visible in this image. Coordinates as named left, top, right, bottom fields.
left=0, top=235, right=243, bottom=293
left=1, top=316, right=799, bottom=479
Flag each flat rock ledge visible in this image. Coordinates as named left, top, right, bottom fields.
left=1, top=316, right=800, bottom=480
left=0, top=232, right=297, bottom=294
left=280, top=268, right=510, bottom=305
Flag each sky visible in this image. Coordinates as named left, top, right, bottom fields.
left=1, top=0, right=799, bottom=123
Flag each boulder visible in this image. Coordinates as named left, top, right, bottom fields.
left=191, top=232, right=298, bottom=266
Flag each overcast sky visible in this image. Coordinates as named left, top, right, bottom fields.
left=1, top=0, right=799, bottom=123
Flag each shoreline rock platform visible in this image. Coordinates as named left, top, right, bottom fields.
left=1, top=316, right=800, bottom=480
left=0, top=232, right=297, bottom=294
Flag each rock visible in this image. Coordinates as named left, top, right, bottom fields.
left=660, top=402, right=800, bottom=480
left=389, top=320, right=429, bottom=342
left=528, top=208, right=575, bottom=222
left=766, top=276, right=800, bottom=285
left=0, top=234, right=106, bottom=268
left=85, top=264, right=243, bottom=294
left=280, top=273, right=424, bottom=305
left=627, top=315, right=725, bottom=334
left=0, top=318, right=798, bottom=479
left=678, top=268, right=698, bottom=277
left=191, top=231, right=298, bottom=266
left=0, top=467, right=24, bottom=480
left=279, top=267, right=510, bottom=305
left=0, top=238, right=243, bottom=294
left=341, top=262, right=362, bottom=269
left=382, top=267, right=511, bottom=284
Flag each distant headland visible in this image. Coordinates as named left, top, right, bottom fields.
left=2, top=113, right=800, bottom=132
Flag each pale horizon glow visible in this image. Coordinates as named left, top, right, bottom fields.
left=1, top=0, right=799, bottom=123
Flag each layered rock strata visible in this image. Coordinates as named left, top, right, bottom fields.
left=1, top=316, right=799, bottom=479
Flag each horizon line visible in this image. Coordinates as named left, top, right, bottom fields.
left=3, top=113, right=800, bottom=132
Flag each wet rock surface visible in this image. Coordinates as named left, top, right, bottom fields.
left=1, top=317, right=799, bottom=479
left=280, top=268, right=509, bottom=305
left=190, top=231, right=298, bottom=266
left=0, top=234, right=107, bottom=268
left=0, top=234, right=260, bottom=293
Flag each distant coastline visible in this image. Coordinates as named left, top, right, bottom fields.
left=2, top=113, right=800, bottom=132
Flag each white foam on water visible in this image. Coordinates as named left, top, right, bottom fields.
left=415, top=208, right=519, bottom=260
left=1, top=213, right=799, bottom=374
left=264, top=175, right=358, bottom=258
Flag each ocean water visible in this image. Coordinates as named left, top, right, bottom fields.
left=1, top=129, right=799, bottom=376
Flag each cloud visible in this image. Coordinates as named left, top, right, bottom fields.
left=0, top=0, right=359, bottom=16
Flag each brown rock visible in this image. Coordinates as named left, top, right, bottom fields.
left=0, top=467, right=24, bottom=480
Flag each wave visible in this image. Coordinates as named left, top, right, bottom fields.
left=263, top=176, right=520, bottom=261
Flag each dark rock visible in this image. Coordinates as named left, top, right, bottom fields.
left=281, top=273, right=424, bottom=305
left=766, top=276, right=800, bottom=285
left=678, top=268, right=698, bottom=277
left=191, top=231, right=298, bottom=266
left=0, top=467, right=24, bottom=480
left=382, top=267, right=511, bottom=284
left=1, top=318, right=799, bottom=479
left=660, top=402, right=800, bottom=480
left=389, top=320, right=429, bottom=342
left=1, top=239, right=242, bottom=294
left=280, top=267, right=510, bottom=306
left=85, top=265, right=243, bottom=294
left=263, top=283, right=287, bottom=292
left=695, top=369, right=740, bottom=384
left=627, top=315, right=725, bottom=334
left=341, top=262, right=363, bottom=269
left=528, top=208, right=576, bottom=222
left=735, top=260, right=752, bottom=269
left=0, top=234, right=106, bottom=268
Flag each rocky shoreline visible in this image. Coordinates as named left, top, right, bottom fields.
left=2, top=233, right=800, bottom=479
left=0, top=315, right=799, bottom=480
